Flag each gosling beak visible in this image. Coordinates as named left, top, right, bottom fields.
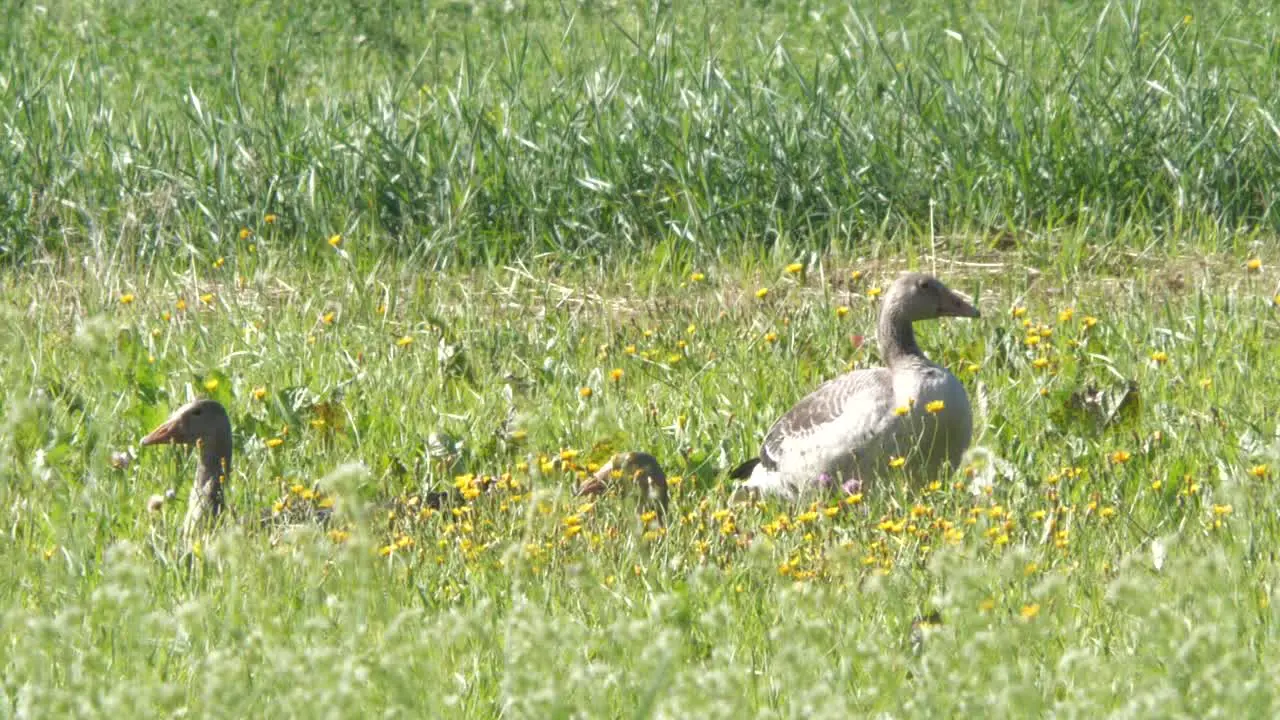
left=939, top=288, right=981, bottom=318
left=576, top=460, right=614, bottom=497
left=140, top=417, right=181, bottom=446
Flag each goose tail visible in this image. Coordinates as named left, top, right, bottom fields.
left=728, top=457, right=760, bottom=480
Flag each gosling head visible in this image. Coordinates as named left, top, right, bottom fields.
left=886, top=273, right=981, bottom=323
left=577, top=451, right=669, bottom=515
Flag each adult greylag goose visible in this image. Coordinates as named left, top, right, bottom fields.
left=576, top=451, right=669, bottom=517
left=140, top=399, right=233, bottom=538
left=731, top=272, right=980, bottom=500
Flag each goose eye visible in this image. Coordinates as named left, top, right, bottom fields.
left=916, top=279, right=929, bottom=290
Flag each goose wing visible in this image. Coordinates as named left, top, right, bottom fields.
left=759, top=368, right=896, bottom=472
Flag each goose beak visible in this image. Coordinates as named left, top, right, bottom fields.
left=141, top=417, right=181, bottom=446
left=939, top=289, right=980, bottom=318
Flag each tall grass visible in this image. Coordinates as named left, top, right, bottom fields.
left=2, top=0, right=1278, bottom=264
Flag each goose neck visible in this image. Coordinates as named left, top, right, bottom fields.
left=191, top=433, right=232, bottom=523
left=878, top=307, right=923, bottom=366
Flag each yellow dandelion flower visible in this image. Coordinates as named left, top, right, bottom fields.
left=1109, top=450, right=1132, bottom=464
left=1012, top=306, right=1028, bottom=318
left=690, top=271, right=706, bottom=282
left=1246, top=257, right=1262, bottom=272
left=1025, top=334, right=1041, bottom=347
left=204, top=378, right=219, bottom=392
left=322, top=311, right=335, bottom=324
left=160, top=311, right=171, bottom=322
left=396, top=335, right=413, bottom=347
left=1213, top=504, right=1233, bottom=517
left=1032, top=357, right=1049, bottom=370
left=846, top=493, right=863, bottom=505
left=867, top=287, right=882, bottom=298
left=563, top=524, right=583, bottom=539
left=888, top=456, right=907, bottom=469
left=1250, top=464, right=1269, bottom=478
left=119, top=293, right=136, bottom=304
left=579, top=386, right=593, bottom=398
left=310, top=418, right=326, bottom=429
left=1020, top=604, right=1040, bottom=621
left=264, top=213, right=278, bottom=225
left=211, top=256, right=225, bottom=269
left=624, top=344, right=637, bottom=355
left=252, top=386, right=267, bottom=400
left=328, top=529, right=349, bottom=543
left=966, top=363, right=981, bottom=373
left=238, top=227, right=252, bottom=240
left=1082, top=316, right=1098, bottom=329
left=835, top=305, right=850, bottom=318
left=786, top=262, right=804, bottom=275
left=265, top=437, right=284, bottom=449
left=200, top=293, right=214, bottom=305
left=328, top=234, right=343, bottom=247
left=764, top=332, right=778, bottom=344
left=176, top=298, right=187, bottom=311
left=925, top=400, right=945, bottom=413
left=1058, top=307, right=1074, bottom=323
left=893, top=405, right=910, bottom=416
left=1150, top=350, right=1169, bottom=364
left=755, top=287, right=769, bottom=300
left=609, top=368, right=624, bottom=382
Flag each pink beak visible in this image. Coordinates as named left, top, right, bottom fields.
left=939, top=288, right=981, bottom=318
left=576, top=465, right=612, bottom=497
left=140, top=418, right=181, bottom=446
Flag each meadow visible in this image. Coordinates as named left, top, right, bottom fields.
left=3, top=0, right=1280, bottom=717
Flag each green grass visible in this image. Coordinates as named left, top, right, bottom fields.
left=4, top=0, right=1280, bottom=716
left=3, top=252, right=1279, bottom=716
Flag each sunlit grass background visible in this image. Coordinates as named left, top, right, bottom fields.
left=3, top=0, right=1280, bottom=716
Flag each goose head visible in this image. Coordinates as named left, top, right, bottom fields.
left=878, top=273, right=980, bottom=364
left=141, top=399, right=233, bottom=449
left=140, top=399, right=233, bottom=536
left=884, top=273, right=981, bottom=323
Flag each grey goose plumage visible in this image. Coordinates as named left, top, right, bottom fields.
left=733, top=272, right=980, bottom=500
